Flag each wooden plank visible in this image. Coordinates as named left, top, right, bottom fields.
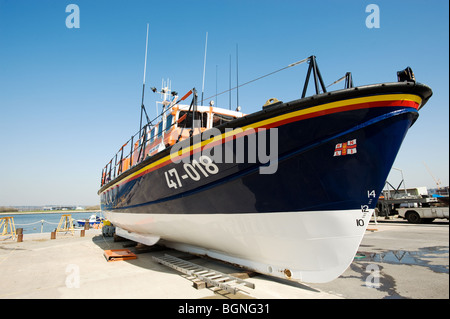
left=104, top=249, right=137, bottom=262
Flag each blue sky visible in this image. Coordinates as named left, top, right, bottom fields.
left=0, top=0, right=448, bottom=206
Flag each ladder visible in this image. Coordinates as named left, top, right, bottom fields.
left=152, top=254, right=255, bottom=295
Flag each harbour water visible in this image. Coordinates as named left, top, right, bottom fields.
left=3, top=212, right=103, bottom=234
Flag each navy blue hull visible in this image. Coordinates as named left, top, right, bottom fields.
left=100, top=94, right=422, bottom=215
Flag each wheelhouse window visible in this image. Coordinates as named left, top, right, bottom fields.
left=157, top=123, right=163, bottom=138
left=149, top=128, right=155, bottom=143
left=178, top=111, right=208, bottom=128
left=165, top=114, right=173, bottom=132
left=213, top=113, right=236, bottom=127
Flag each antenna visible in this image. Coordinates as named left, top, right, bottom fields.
left=229, top=54, right=231, bottom=110
left=201, top=32, right=208, bottom=106
left=215, top=65, right=218, bottom=107
left=236, top=44, right=239, bottom=110
left=142, top=24, right=149, bottom=88
left=139, top=23, right=150, bottom=138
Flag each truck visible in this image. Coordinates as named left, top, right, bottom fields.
left=397, top=206, right=449, bottom=224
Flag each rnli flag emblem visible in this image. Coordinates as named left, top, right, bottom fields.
left=334, top=139, right=357, bottom=156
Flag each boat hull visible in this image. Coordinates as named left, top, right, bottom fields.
left=106, top=209, right=371, bottom=283
left=99, top=82, right=432, bottom=283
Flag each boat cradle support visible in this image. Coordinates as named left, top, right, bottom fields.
left=115, top=227, right=160, bottom=246
left=152, top=254, right=255, bottom=295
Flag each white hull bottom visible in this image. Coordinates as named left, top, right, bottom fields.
left=105, top=209, right=373, bottom=283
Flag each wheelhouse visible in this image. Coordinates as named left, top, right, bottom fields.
left=100, top=97, right=244, bottom=187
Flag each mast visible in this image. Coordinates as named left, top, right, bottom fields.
left=236, top=43, right=239, bottom=110
left=201, top=32, right=208, bottom=106
left=229, top=54, right=231, bottom=110
left=139, top=23, right=150, bottom=139
left=215, top=65, right=218, bottom=107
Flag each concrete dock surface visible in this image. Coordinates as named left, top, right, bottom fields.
left=0, top=218, right=448, bottom=299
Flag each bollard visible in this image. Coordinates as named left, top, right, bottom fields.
left=84, top=221, right=89, bottom=230
left=80, top=229, right=85, bottom=237
left=17, top=228, right=23, bottom=242
left=51, top=231, right=56, bottom=240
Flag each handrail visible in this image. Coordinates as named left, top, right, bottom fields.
left=100, top=123, right=149, bottom=187
left=100, top=88, right=196, bottom=187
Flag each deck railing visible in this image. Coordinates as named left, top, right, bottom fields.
left=100, top=88, right=198, bottom=188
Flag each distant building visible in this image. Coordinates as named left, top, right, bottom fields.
left=382, top=186, right=428, bottom=200
left=429, top=186, right=449, bottom=197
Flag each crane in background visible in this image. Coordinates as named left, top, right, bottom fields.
left=423, top=161, right=442, bottom=189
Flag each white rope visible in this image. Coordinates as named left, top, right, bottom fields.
left=203, top=57, right=309, bottom=103
left=42, top=220, right=61, bottom=225
left=16, top=218, right=75, bottom=226
left=326, top=74, right=347, bottom=88
left=15, top=219, right=45, bottom=226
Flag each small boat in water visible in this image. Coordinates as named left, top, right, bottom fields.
left=76, top=214, right=103, bottom=228
left=98, top=54, right=432, bottom=283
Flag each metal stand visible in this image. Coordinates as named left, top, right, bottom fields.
left=0, top=217, right=16, bottom=240
left=301, top=56, right=327, bottom=98
left=56, top=214, right=74, bottom=235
